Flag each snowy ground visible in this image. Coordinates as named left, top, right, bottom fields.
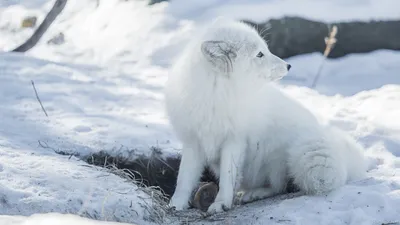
left=0, top=0, right=400, bottom=224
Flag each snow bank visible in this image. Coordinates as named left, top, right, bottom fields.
left=1, top=0, right=194, bottom=68
left=0, top=52, right=174, bottom=224
left=282, top=50, right=400, bottom=96
left=0, top=51, right=180, bottom=157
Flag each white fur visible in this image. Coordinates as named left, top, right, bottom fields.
left=164, top=18, right=367, bottom=213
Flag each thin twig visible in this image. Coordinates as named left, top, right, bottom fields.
left=38, top=140, right=79, bottom=157
left=31, top=80, right=48, bottom=117
left=311, top=25, right=338, bottom=88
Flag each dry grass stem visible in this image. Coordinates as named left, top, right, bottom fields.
left=311, top=25, right=338, bottom=88
left=99, top=158, right=170, bottom=224
left=31, top=80, right=48, bottom=117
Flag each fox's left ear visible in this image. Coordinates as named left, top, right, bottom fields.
left=201, top=40, right=237, bottom=74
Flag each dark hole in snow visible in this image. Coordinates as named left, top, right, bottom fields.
left=85, top=148, right=218, bottom=198
left=84, top=148, right=300, bottom=200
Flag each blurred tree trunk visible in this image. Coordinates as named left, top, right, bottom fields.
left=12, top=0, right=68, bottom=52
left=243, top=17, right=400, bottom=59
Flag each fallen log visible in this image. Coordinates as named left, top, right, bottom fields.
left=243, top=16, right=400, bottom=59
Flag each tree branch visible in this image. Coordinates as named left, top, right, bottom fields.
left=12, top=0, right=68, bottom=52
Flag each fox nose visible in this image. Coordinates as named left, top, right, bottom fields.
left=287, top=64, right=292, bottom=71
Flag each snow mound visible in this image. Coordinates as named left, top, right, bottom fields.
left=0, top=0, right=194, bottom=67
left=0, top=52, right=174, bottom=224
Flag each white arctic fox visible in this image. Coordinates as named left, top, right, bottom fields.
left=164, top=17, right=367, bottom=213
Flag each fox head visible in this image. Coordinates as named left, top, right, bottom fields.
left=199, top=17, right=290, bottom=85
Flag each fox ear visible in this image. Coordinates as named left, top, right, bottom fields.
left=201, top=40, right=237, bottom=74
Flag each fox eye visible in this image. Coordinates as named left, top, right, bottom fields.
left=256, top=51, right=264, bottom=58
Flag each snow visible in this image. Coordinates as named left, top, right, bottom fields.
left=0, top=0, right=399, bottom=224
left=0, top=52, right=179, bottom=157
left=0, top=143, right=153, bottom=224
left=0, top=213, right=133, bottom=225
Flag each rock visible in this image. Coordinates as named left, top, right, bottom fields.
left=190, top=182, right=219, bottom=212
left=21, top=16, right=37, bottom=28
left=47, top=32, right=65, bottom=45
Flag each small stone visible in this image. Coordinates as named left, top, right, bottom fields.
left=190, top=182, right=218, bottom=212
left=21, top=16, right=37, bottom=28
left=47, top=32, right=65, bottom=45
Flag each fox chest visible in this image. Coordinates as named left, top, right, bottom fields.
left=185, top=102, right=237, bottom=159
